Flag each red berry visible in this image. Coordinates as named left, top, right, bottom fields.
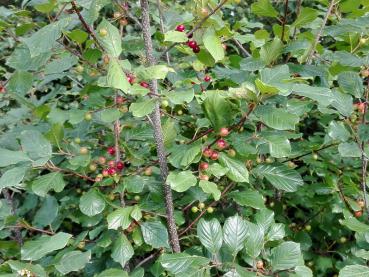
left=193, top=46, right=200, bottom=53
left=187, top=40, right=197, bottom=49
left=140, top=81, right=149, bottom=88
left=187, top=33, right=193, bottom=39
left=116, top=161, right=124, bottom=170
left=98, top=156, right=106, bottom=165
left=126, top=74, right=135, bottom=84
left=199, top=162, right=209, bottom=171
left=204, top=75, right=211, bottom=82
left=0, top=86, right=5, bottom=94
left=199, top=174, right=209, bottom=181
left=108, top=160, right=116, bottom=168
left=107, top=147, right=116, bottom=156
left=116, top=96, right=125, bottom=104
left=355, top=210, right=363, bottom=218
left=203, top=148, right=213, bottom=158
left=219, top=127, right=229, bottom=137
left=102, top=169, right=109, bottom=177
left=210, top=151, right=219, bottom=160
left=216, top=139, right=227, bottom=149
left=108, top=167, right=117, bottom=175
left=176, top=24, right=185, bottom=32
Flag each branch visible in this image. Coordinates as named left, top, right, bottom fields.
left=232, top=38, right=251, bottom=57
left=2, top=190, right=23, bottom=245
left=156, top=0, right=170, bottom=64
left=160, top=0, right=229, bottom=59
left=140, top=0, right=181, bottom=253
left=281, top=0, right=289, bottom=41
left=282, top=143, right=339, bottom=163
left=306, top=0, right=336, bottom=64
left=361, top=82, right=369, bottom=217
left=70, top=1, right=103, bottom=50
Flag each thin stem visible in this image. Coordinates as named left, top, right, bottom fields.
left=306, top=0, right=336, bottom=64
left=232, top=38, right=251, bottom=57
left=281, top=0, right=289, bottom=41
left=361, top=83, right=369, bottom=217
left=140, top=0, right=181, bottom=253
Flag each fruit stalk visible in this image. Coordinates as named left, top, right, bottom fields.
left=139, top=0, right=181, bottom=253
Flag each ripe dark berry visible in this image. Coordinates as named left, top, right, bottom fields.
left=199, top=162, right=209, bottom=171
left=219, top=127, right=229, bottom=137
left=126, top=74, right=135, bottom=84
left=216, top=139, right=227, bottom=149
left=203, top=148, right=213, bottom=158
left=116, top=161, right=124, bottom=170
left=204, top=75, right=211, bottom=82
left=140, top=81, right=149, bottom=88
left=107, top=147, right=116, bottom=156
left=193, top=45, right=200, bottom=53
left=176, top=24, right=185, bottom=32
left=187, top=33, right=193, bottom=39
left=210, top=151, right=219, bottom=160
left=187, top=40, right=197, bottom=49
left=108, top=167, right=117, bottom=175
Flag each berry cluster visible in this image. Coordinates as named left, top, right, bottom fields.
left=94, top=147, right=125, bottom=182
left=125, top=73, right=150, bottom=89
left=176, top=24, right=200, bottom=54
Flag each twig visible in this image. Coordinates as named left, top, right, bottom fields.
left=160, top=0, right=229, bottom=58
left=140, top=0, right=181, bottom=253
left=232, top=38, right=251, bottom=57
left=134, top=250, right=162, bottom=269
left=53, top=2, right=67, bottom=22
left=361, top=82, right=369, bottom=217
left=306, top=0, right=336, bottom=64
left=156, top=0, right=170, bottom=64
left=2, top=190, right=23, bottom=245
left=45, top=163, right=96, bottom=182
left=179, top=182, right=236, bottom=236
left=281, top=0, right=289, bottom=41
left=70, top=1, right=103, bottom=50
left=282, top=143, right=339, bottom=163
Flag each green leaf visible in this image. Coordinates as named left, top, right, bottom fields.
left=164, top=30, right=188, bottom=43
left=0, top=148, right=30, bottom=167
left=260, top=38, right=283, bottom=65
left=338, top=71, right=364, bottom=98
left=20, top=130, right=52, bottom=166
left=67, top=29, right=89, bottom=44
left=328, top=121, right=350, bottom=142
left=267, top=223, right=285, bottom=241
left=97, top=19, right=122, bottom=57
left=228, top=190, right=265, bottom=209
left=256, top=106, right=299, bottom=130
left=136, top=65, right=175, bottom=80
left=168, top=142, right=202, bottom=169
left=31, top=172, right=66, bottom=197
left=106, top=59, right=130, bottom=93
left=159, top=253, right=210, bottom=276
left=265, top=135, right=291, bottom=158
left=129, top=99, right=156, bottom=117
left=338, top=142, right=361, bottom=158
left=21, top=232, right=72, bottom=260
left=294, top=266, right=313, bottom=277
left=244, top=222, right=264, bottom=258
left=219, top=153, right=249, bottom=183
left=199, top=180, right=221, bottom=201
left=166, top=89, right=194, bottom=105
left=107, top=207, right=134, bottom=230
left=55, top=250, right=91, bottom=274
left=33, top=195, right=58, bottom=227
left=45, top=53, right=78, bottom=75
left=79, top=189, right=106, bottom=217
left=202, top=91, right=235, bottom=131
left=0, top=166, right=27, bottom=191
left=7, top=71, right=33, bottom=95
left=339, top=265, right=369, bottom=277
left=251, top=0, right=278, bottom=17
left=7, top=261, right=47, bottom=277
left=271, top=242, right=301, bottom=271
left=292, top=7, right=318, bottom=28
left=23, top=18, right=70, bottom=57
left=223, top=215, right=248, bottom=255
left=340, top=217, right=369, bottom=232
left=99, top=108, right=122, bottom=123
left=111, top=235, right=134, bottom=268
left=141, top=221, right=170, bottom=249
left=253, top=164, right=304, bottom=192
left=167, top=171, right=197, bottom=192
left=131, top=205, right=142, bottom=221
left=96, top=269, right=128, bottom=277
left=293, top=84, right=333, bottom=106
left=197, top=218, right=223, bottom=254
left=203, top=28, right=225, bottom=62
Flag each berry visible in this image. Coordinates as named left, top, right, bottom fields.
left=108, top=160, right=116, bottom=168
left=140, top=81, right=149, bottom=88
left=339, top=236, right=347, bottom=243
left=99, top=28, right=108, bottom=36
left=312, top=153, right=318, bottom=160
left=84, top=112, right=92, bottom=121
left=75, top=65, right=84, bottom=73
left=144, top=167, right=153, bottom=176
left=256, top=260, right=264, bottom=269
left=203, top=148, right=213, bottom=158
left=210, top=151, right=219, bottom=160
left=107, top=147, right=116, bottom=156
left=222, top=43, right=227, bottom=50
left=119, top=18, right=128, bottom=26
left=187, top=40, right=197, bottom=49
left=191, top=206, right=199, bottom=213
left=116, top=96, right=125, bottom=104
left=200, top=8, right=209, bottom=16
left=355, top=210, right=363, bottom=217
left=361, top=69, right=369, bottom=77
left=102, top=169, right=109, bottom=177
left=161, top=100, right=169, bottom=108
left=116, top=161, right=124, bottom=171
left=227, top=149, right=236, bottom=157
left=103, top=55, right=110, bottom=64
left=126, top=74, right=135, bottom=84
left=108, top=193, right=115, bottom=200
left=357, top=199, right=365, bottom=208
left=79, top=147, right=88, bottom=155
left=89, top=163, right=97, bottom=171
left=177, top=110, right=183, bottom=115
left=204, top=75, right=211, bottom=82
left=288, top=161, right=296, bottom=168
left=95, top=174, right=103, bottom=182
left=98, top=156, right=106, bottom=165
left=265, top=157, right=273, bottom=163
left=219, top=127, right=229, bottom=137
left=198, top=202, right=205, bottom=209
left=176, top=24, right=185, bottom=32
left=187, top=33, right=193, bottom=39
left=108, top=167, right=117, bottom=175
left=199, top=162, right=209, bottom=170
left=305, top=225, right=312, bottom=232
left=0, top=86, right=6, bottom=94
left=199, top=174, right=209, bottom=181
left=355, top=102, right=366, bottom=114
left=216, top=139, right=227, bottom=149
left=134, top=195, right=141, bottom=201
left=207, top=207, right=214, bottom=213
left=113, top=11, right=121, bottom=18
left=74, top=137, right=81, bottom=144
left=193, top=45, right=200, bottom=53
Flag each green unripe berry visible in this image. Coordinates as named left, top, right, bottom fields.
left=191, top=206, right=198, bottom=213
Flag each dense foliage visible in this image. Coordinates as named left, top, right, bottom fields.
left=1, top=0, right=369, bottom=276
